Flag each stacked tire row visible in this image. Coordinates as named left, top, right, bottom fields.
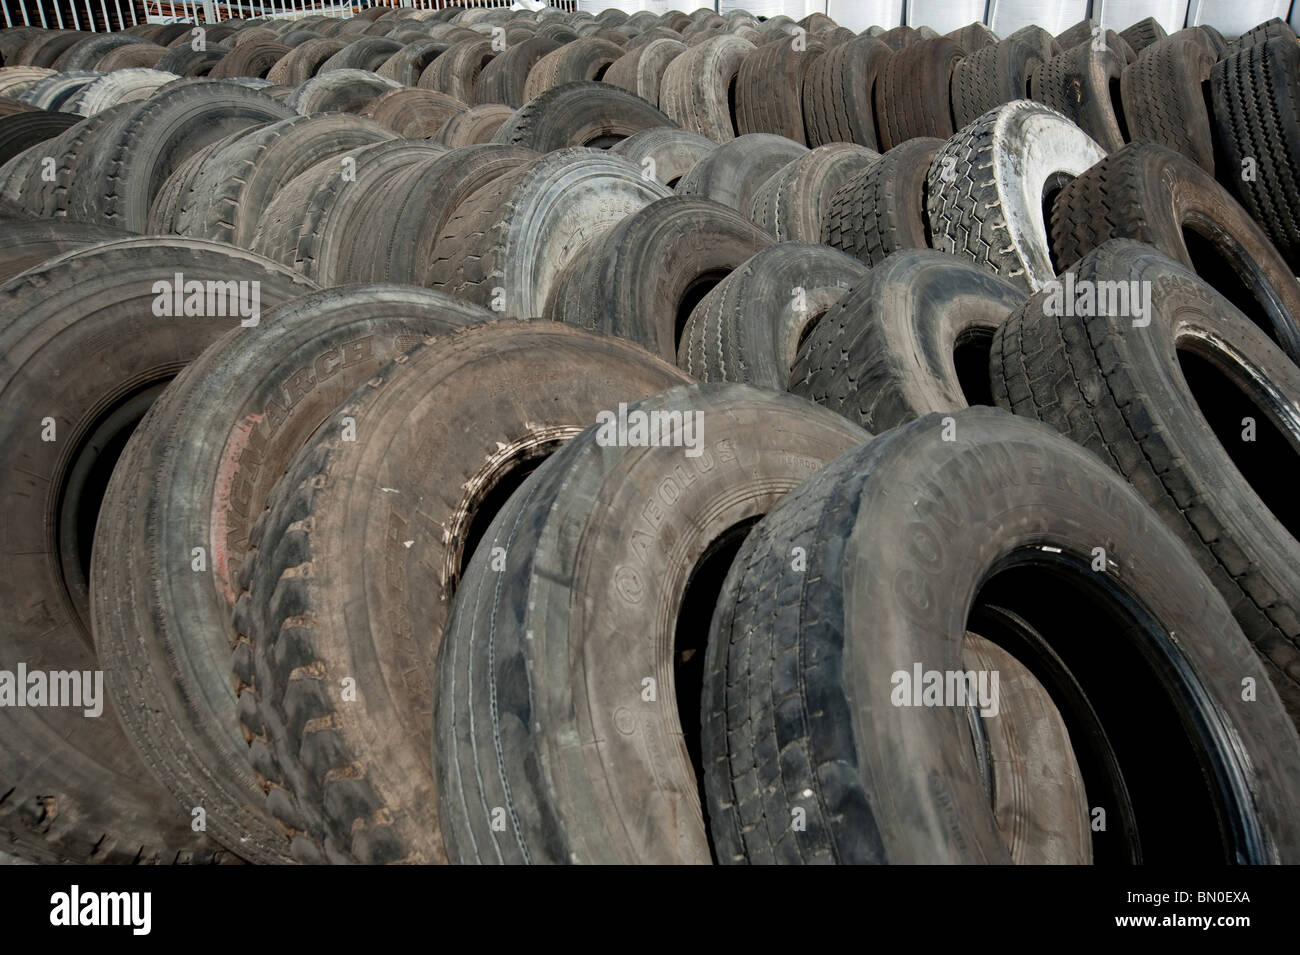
left=1, top=6, right=1299, bottom=867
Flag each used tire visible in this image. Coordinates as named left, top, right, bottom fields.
left=658, top=33, right=754, bottom=141
left=360, top=87, right=466, bottom=138
left=734, top=35, right=825, bottom=144
left=0, top=110, right=78, bottom=166
left=286, top=68, right=400, bottom=114
left=602, top=35, right=684, bottom=108
left=609, top=125, right=716, bottom=188
left=951, top=27, right=1057, bottom=129
left=1119, top=30, right=1217, bottom=173
left=747, top=142, right=877, bottom=242
left=433, top=102, right=514, bottom=146
left=801, top=34, right=891, bottom=149
left=674, top=131, right=807, bottom=213
left=1030, top=41, right=1129, bottom=152
left=417, top=36, right=496, bottom=102
left=522, top=35, right=622, bottom=100
left=472, top=34, right=559, bottom=107
left=491, top=81, right=674, bottom=151
left=873, top=37, right=966, bottom=150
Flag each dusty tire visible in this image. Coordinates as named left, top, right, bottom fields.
left=491, top=81, right=674, bottom=151
left=1048, top=141, right=1300, bottom=363
left=234, top=322, right=689, bottom=863
left=66, top=68, right=178, bottom=117
left=374, top=38, right=457, bottom=86
left=603, top=36, right=684, bottom=108
left=873, top=37, right=966, bottom=150
left=927, top=100, right=1107, bottom=291
left=472, top=35, right=559, bottom=107
left=264, top=37, right=347, bottom=86
left=16, top=70, right=101, bottom=110
left=178, top=112, right=396, bottom=248
left=286, top=68, right=400, bottom=114
left=702, top=405, right=1300, bottom=863
left=0, top=217, right=127, bottom=283
left=91, top=284, right=483, bottom=867
left=208, top=40, right=291, bottom=80
left=146, top=127, right=258, bottom=234
left=993, top=240, right=1300, bottom=725
left=53, top=34, right=151, bottom=72
left=674, top=132, right=807, bottom=213
left=429, top=147, right=670, bottom=318
left=417, top=37, right=496, bottom=102
left=0, top=110, right=78, bottom=166
left=0, top=237, right=314, bottom=863
left=317, top=36, right=402, bottom=74
left=822, top=136, right=940, bottom=268
left=678, top=241, right=866, bottom=389
left=360, top=87, right=466, bottom=138
left=1119, top=16, right=1166, bottom=54
left=154, top=43, right=230, bottom=78
left=658, top=34, right=754, bottom=142
left=951, top=27, right=1057, bottom=129
left=609, top=125, right=716, bottom=188
left=436, top=383, right=867, bottom=864
left=734, top=35, right=825, bottom=144
left=1030, top=41, right=1129, bottom=152
left=433, top=102, right=514, bottom=146
left=544, top=194, right=772, bottom=361
left=1209, top=37, right=1300, bottom=270
left=801, top=34, right=891, bottom=150
left=1119, top=31, right=1217, bottom=173
left=790, top=249, right=1025, bottom=433
left=14, top=105, right=131, bottom=219
left=747, top=142, right=877, bottom=242
left=522, top=36, right=622, bottom=100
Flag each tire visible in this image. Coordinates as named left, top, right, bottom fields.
left=429, top=147, right=670, bottom=318
left=67, top=81, right=293, bottom=232
left=790, top=249, right=1025, bottom=433
left=286, top=68, right=400, bottom=114
left=178, top=112, right=396, bottom=248
left=317, top=36, right=402, bottom=74
left=609, top=125, right=716, bottom=188
left=1210, top=37, right=1300, bottom=271
left=927, top=100, right=1107, bottom=291
left=360, top=87, right=466, bottom=138
left=16, top=104, right=131, bottom=219
left=264, top=37, right=347, bottom=86
left=147, top=127, right=258, bottom=234
left=152, top=43, right=229, bottom=78
left=734, top=35, right=825, bottom=144
left=1225, top=17, right=1295, bottom=56
left=879, top=24, right=919, bottom=50
left=434, top=102, right=514, bottom=146
left=436, top=383, right=866, bottom=864
left=822, top=136, right=940, bottom=268
left=801, top=34, right=891, bottom=150
left=91, top=284, right=486, bottom=867
left=374, top=38, right=458, bottom=86
left=94, top=42, right=168, bottom=72
left=207, top=40, right=290, bottom=80
left=522, top=36, right=622, bottom=100
left=417, top=37, right=496, bottom=102
left=658, top=34, right=755, bottom=141
left=1120, top=30, right=1217, bottom=173
left=491, top=81, right=674, bottom=151
left=0, top=110, right=78, bottom=166
left=0, top=66, right=54, bottom=98
left=951, top=28, right=1057, bottom=129
left=873, top=37, right=966, bottom=150
left=603, top=35, right=684, bottom=108
left=1119, top=16, right=1166, bottom=54
left=678, top=242, right=866, bottom=389
left=13, top=31, right=82, bottom=69
left=335, top=143, right=536, bottom=286
left=67, top=69, right=179, bottom=117
left=1030, top=41, right=1129, bottom=152
left=234, top=322, right=689, bottom=863
left=0, top=217, right=127, bottom=283
left=674, top=132, right=807, bottom=213
left=53, top=34, right=150, bottom=71
left=1049, top=141, right=1300, bottom=363
left=544, top=194, right=772, bottom=361
left=947, top=21, right=998, bottom=53
left=0, top=237, right=314, bottom=863
left=747, top=142, right=877, bottom=242
left=993, top=240, right=1300, bottom=725
left=472, top=34, right=559, bottom=107
left=702, top=405, right=1300, bottom=863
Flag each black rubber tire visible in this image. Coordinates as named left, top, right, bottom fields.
left=747, top=142, right=877, bottom=242
left=951, top=28, right=1057, bottom=129
left=927, top=100, right=1107, bottom=291
left=993, top=239, right=1300, bottom=725
left=822, top=136, right=940, bottom=268
left=678, top=241, right=866, bottom=389
left=947, top=21, right=998, bottom=53
left=434, top=102, right=514, bottom=146
left=1030, top=40, right=1130, bottom=152
left=0, top=110, right=78, bottom=167
left=544, top=194, right=772, bottom=362
left=1120, top=30, right=1218, bottom=173
left=13, top=30, right=82, bottom=69
left=233, top=322, right=689, bottom=863
left=417, top=37, right=496, bottom=103
left=1119, top=16, right=1167, bottom=54
left=1049, top=141, right=1300, bottom=363
left=658, top=33, right=754, bottom=141
left=1209, top=37, right=1300, bottom=271
left=602, top=35, right=683, bottom=108
left=609, top=125, right=716, bottom=188
left=177, top=112, right=396, bottom=248
left=335, top=143, right=536, bottom=287
left=15, top=104, right=132, bottom=220
left=286, top=68, right=400, bottom=114
left=674, top=131, right=807, bottom=213
left=879, top=24, right=919, bottom=50
left=734, top=35, right=825, bottom=145
left=429, top=147, right=669, bottom=318
left=801, top=34, right=891, bottom=150
left=374, top=38, right=457, bottom=86
left=67, top=81, right=294, bottom=233
left=0, top=217, right=128, bottom=283
left=146, top=127, right=257, bottom=234
left=874, top=37, right=965, bottom=150
left=208, top=40, right=291, bottom=80
left=0, top=65, right=54, bottom=98
left=16, top=70, right=101, bottom=110
left=435, top=383, right=867, bottom=864
left=491, top=81, right=674, bottom=151
left=264, top=37, right=347, bottom=86
left=0, top=237, right=314, bottom=863
left=52, top=33, right=150, bottom=71
left=154, top=43, right=230, bottom=78
left=790, top=248, right=1025, bottom=433
left=91, top=284, right=487, bottom=867
left=317, top=36, right=402, bottom=74
left=66, top=69, right=179, bottom=118
left=1225, top=17, right=1296, bottom=56
left=472, top=34, right=559, bottom=107
left=522, top=35, right=622, bottom=100
left=701, top=405, right=1300, bottom=863
left=360, top=87, right=466, bottom=138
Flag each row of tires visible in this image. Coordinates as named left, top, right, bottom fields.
left=1, top=8, right=1299, bottom=865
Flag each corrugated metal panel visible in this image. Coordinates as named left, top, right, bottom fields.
left=1095, top=0, right=1189, bottom=32
left=719, top=1, right=826, bottom=17
left=907, top=0, right=988, bottom=33
left=987, top=0, right=1090, bottom=35
left=825, top=0, right=902, bottom=32
left=1187, top=0, right=1289, bottom=36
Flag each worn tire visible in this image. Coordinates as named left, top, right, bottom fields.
left=433, top=102, right=514, bottom=146
left=417, top=37, right=495, bottom=102
left=67, top=68, right=178, bottom=117
left=360, top=87, right=466, bottom=138
left=264, top=37, right=347, bottom=86
left=1030, top=41, right=1129, bottom=152
left=1119, top=31, right=1217, bottom=173
left=658, top=34, right=754, bottom=141
left=801, top=34, right=891, bottom=150
left=874, top=37, right=965, bottom=150
left=609, top=125, right=716, bottom=188
left=472, top=34, right=559, bottom=107
left=603, top=35, right=683, bottom=108
left=674, top=132, right=807, bottom=213
left=208, top=40, right=291, bottom=80
left=522, top=35, right=622, bottom=100
left=747, top=142, right=877, bottom=242
left=491, top=81, right=673, bottom=151
left=0, top=109, right=78, bottom=166
left=286, top=68, right=400, bottom=114
left=951, top=27, right=1057, bottom=129
left=734, top=35, right=825, bottom=144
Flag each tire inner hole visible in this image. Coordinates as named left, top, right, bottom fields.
left=1181, top=227, right=1278, bottom=343
left=675, top=268, right=729, bottom=351
left=953, top=325, right=997, bottom=406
